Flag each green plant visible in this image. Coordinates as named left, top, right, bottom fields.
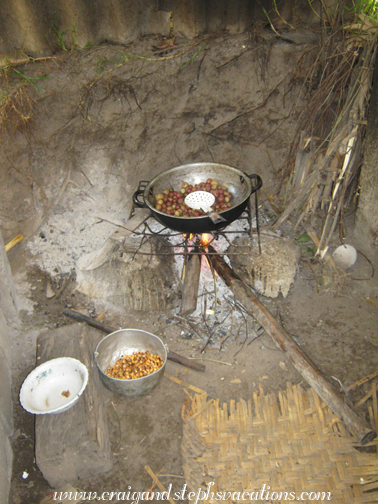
left=345, top=0, right=378, bottom=21
left=301, top=245, right=317, bottom=257
left=51, top=12, right=78, bottom=52
left=72, top=24, right=77, bottom=50
left=257, top=1, right=281, bottom=36
left=181, top=44, right=204, bottom=70
left=314, top=0, right=378, bottom=30
left=96, top=56, right=106, bottom=74
left=0, top=89, right=8, bottom=105
left=338, top=0, right=378, bottom=49
left=12, top=69, right=47, bottom=92
left=297, top=232, right=311, bottom=243
left=51, top=11, right=67, bottom=52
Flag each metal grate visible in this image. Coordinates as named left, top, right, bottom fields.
left=127, top=180, right=262, bottom=257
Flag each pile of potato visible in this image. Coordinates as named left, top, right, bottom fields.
left=154, top=178, right=233, bottom=217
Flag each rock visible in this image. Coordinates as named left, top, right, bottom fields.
left=45, top=283, right=55, bottom=298
left=332, top=244, right=357, bottom=269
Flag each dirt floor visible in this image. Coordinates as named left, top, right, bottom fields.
left=2, top=28, right=378, bottom=503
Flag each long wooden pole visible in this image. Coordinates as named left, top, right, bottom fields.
left=207, top=244, right=375, bottom=445
left=63, top=308, right=206, bottom=372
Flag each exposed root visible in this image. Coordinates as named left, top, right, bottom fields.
left=78, top=33, right=219, bottom=118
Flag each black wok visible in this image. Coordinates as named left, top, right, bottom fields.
left=133, top=163, right=262, bottom=234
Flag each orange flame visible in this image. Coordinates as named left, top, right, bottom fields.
left=199, top=233, right=213, bottom=247
left=183, top=233, right=195, bottom=241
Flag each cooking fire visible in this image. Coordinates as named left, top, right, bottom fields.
left=183, top=232, right=214, bottom=249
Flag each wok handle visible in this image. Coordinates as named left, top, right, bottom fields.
left=248, top=174, right=263, bottom=194
left=133, top=189, right=147, bottom=208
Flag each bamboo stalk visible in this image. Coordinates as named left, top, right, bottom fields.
left=317, top=128, right=358, bottom=253
left=272, top=123, right=349, bottom=232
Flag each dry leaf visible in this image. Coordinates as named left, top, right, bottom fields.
left=230, top=378, right=241, bottom=384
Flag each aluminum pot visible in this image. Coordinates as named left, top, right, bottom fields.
left=133, top=163, right=262, bottom=233
left=94, top=329, right=167, bottom=397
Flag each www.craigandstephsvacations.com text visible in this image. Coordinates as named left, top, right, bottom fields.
left=53, top=483, right=332, bottom=502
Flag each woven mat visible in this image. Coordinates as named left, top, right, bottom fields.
left=181, top=383, right=378, bottom=503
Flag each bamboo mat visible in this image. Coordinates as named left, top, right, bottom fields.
left=181, top=383, right=378, bottom=503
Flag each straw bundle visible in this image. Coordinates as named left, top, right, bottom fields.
left=182, top=384, right=378, bottom=503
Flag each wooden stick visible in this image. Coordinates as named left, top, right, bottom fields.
left=179, top=249, right=201, bottom=316
left=164, top=371, right=207, bottom=394
left=207, top=244, right=376, bottom=445
left=5, top=234, right=23, bottom=252
left=165, top=351, right=205, bottom=372
left=63, top=308, right=120, bottom=334
left=63, top=309, right=206, bottom=372
left=144, top=465, right=175, bottom=504
left=144, top=467, right=163, bottom=495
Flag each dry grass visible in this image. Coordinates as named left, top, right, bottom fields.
left=0, top=65, right=35, bottom=139
left=271, top=17, right=378, bottom=254
left=0, top=85, right=34, bottom=135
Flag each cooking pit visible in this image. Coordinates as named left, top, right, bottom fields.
left=74, top=170, right=299, bottom=339
left=1, top=15, right=378, bottom=504
left=74, top=167, right=275, bottom=319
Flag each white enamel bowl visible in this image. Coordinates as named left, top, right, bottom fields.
left=19, top=357, right=88, bottom=414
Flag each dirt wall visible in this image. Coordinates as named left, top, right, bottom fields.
left=0, top=0, right=320, bottom=57
left=355, top=50, right=378, bottom=251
